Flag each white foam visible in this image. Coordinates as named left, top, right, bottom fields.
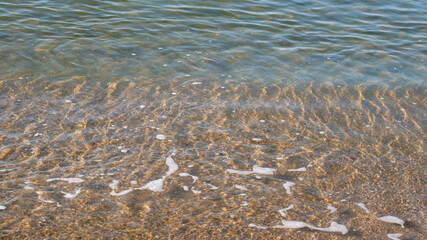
left=131, top=181, right=137, bottom=185
left=288, top=167, right=307, bottom=172
left=138, top=177, right=166, bottom=192
left=274, top=220, right=348, bottom=235
left=387, top=233, right=402, bottom=240
left=165, top=150, right=178, bottom=176
left=179, top=172, right=198, bottom=183
left=61, top=188, right=81, bottom=198
left=227, top=165, right=276, bottom=176
left=192, top=82, right=202, bottom=85
left=36, top=191, right=55, bottom=203
left=156, top=134, right=166, bottom=140
left=283, top=181, right=295, bottom=194
left=207, top=183, right=218, bottom=190
left=111, top=188, right=133, bottom=196
left=0, top=205, right=5, bottom=210
left=109, top=180, right=119, bottom=190
left=47, top=177, right=84, bottom=183
left=138, top=150, right=179, bottom=192
left=183, top=186, right=189, bottom=191
left=260, top=120, right=266, bottom=123
left=24, top=186, right=35, bottom=190
left=274, top=220, right=306, bottom=229
left=278, top=204, right=294, bottom=217
left=139, top=104, right=146, bottom=109
left=248, top=223, right=268, bottom=229
left=109, top=180, right=133, bottom=196
left=191, top=187, right=201, bottom=194
left=241, top=201, right=249, bottom=206
left=327, top=205, right=337, bottom=213
left=357, top=203, right=370, bottom=213
left=319, top=131, right=325, bottom=134
left=252, top=165, right=276, bottom=175
left=252, top=138, right=262, bottom=141
left=226, top=169, right=253, bottom=175
left=378, top=216, right=405, bottom=228
left=38, top=195, right=55, bottom=203
left=235, top=185, right=248, bottom=191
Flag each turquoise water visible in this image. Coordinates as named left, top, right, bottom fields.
left=1, top=0, right=426, bottom=85
left=0, top=0, right=426, bottom=239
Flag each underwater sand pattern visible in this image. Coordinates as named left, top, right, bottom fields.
left=0, top=77, right=425, bottom=239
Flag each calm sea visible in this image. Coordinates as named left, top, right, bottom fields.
left=0, top=0, right=426, bottom=239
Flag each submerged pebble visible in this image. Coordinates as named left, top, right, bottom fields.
left=156, top=134, right=166, bottom=140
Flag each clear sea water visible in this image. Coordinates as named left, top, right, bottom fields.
left=0, top=0, right=426, bottom=239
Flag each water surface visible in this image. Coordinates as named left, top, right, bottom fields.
left=0, top=0, right=426, bottom=239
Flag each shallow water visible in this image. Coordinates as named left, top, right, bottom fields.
left=0, top=0, right=426, bottom=239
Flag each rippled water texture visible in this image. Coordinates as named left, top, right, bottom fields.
left=0, top=0, right=426, bottom=239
